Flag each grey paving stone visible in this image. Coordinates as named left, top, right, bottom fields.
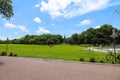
left=0, top=56, right=120, bottom=80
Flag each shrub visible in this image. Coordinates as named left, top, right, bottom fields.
left=1, top=51, right=7, bottom=56
left=13, top=54, right=17, bottom=57
left=112, top=61, right=115, bottom=64
left=79, top=58, right=84, bottom=61
left=100, top=60, right=104, bottom=63
left=9, top=52, right=13, bottom=56
left=89, top=57, right=96, bottom=62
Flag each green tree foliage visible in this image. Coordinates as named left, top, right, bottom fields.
left=67, top=24, right=119, bottom=45
left=0, top=40, right=5, bottom=44
left=1, top=24, right=120, bottom=45
left=93, top=24, right=113, bottom=45
left=0, top=0, right=14, bottom=20
left=80, top=28, right=95, bottom=44
left=71, top=33, right=79, bottom=44
left=11, top=34, right=63, bottom=45
left=94, top=24, right=118, bottom=45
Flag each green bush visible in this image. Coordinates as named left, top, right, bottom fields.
left=112, top=61, right=115, bottom=64
left=100, top=60, right=104, bottom=63
left=9, top=52, right=13, bottom=56
left=13, top=54, right=17, bottom=57
left=79, top=58, right=84, bottom=61
left=1, top=51, right=7, bottom=56
left=89, top=57, right=96, bottom=62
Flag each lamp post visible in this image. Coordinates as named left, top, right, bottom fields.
left=6, top=38, right=9, bottom=55
left=111, top=29, right=117, bottom=62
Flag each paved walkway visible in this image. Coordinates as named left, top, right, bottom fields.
left=85, top=47, right=120, bottom=52
left=0, top=56, right=120, bottom=80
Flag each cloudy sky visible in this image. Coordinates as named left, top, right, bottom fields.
left=0, top=0, right=120, bottom=40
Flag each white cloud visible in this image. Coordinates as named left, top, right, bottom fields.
left=36, top=27, right=50, bottom=34
left=78, top=19, right=91, bottom=26
left=33, top=17, right=42, bottom=23
left=40, top=0, right=120, bottom=18
left=4, top=23, right=29, bottom=32
left=0, top=37, right=7, bottom=40
left=95, top=25, right=101, bottom=29
left=35, top=4, right=40, bottom=8
left=17, top=25, right=29, bottom=32
left=5, top=23, right=16, bottom=28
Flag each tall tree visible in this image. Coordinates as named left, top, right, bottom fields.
left=71, top=33, right=79, bottom=44
left=0, top=0, right=14, bottom=20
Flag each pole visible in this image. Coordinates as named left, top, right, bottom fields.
left=6, top=38, right=9, bottom=55
left=112, top=29, right=117, bottom=62
left=113, top=38, right=117, bottom=62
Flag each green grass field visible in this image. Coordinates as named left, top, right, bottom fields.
left=0, top=44, right=109, bottom=63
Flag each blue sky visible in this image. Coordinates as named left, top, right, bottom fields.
left=0, top=0, right=120, bottom=40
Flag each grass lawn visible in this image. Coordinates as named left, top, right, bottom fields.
left=0, top=44, right=109, bottom=63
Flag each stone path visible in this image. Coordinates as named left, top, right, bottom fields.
left=0, top=56, right=120, bottom=80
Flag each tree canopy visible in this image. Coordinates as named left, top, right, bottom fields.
left=68, top=24, right=119, bottom=46
left=0, top=0, right=14, bottom=20
left=0, top=24, right=120, bottom=46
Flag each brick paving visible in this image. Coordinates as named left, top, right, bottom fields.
left=0, top=56, right=120, bottom=80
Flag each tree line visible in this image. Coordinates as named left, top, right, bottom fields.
left=0, top=24, right=120, bottom=46
left=68, top=24, right=120, bottom=46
